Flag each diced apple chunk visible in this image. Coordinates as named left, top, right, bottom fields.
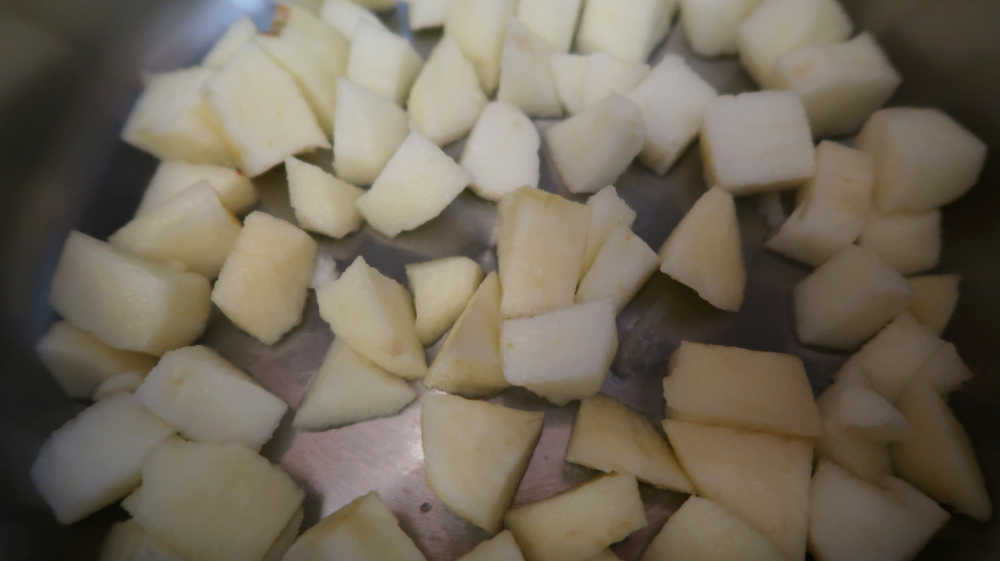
left=408, top=36, right=488, bottom=146
left=516, top=0, right=582, bottom=52
left=819, top=381, right=908, bottom=443
left=502, top=300, right=618, bottom=405
left=856, top=107, right=987, bottom=212
left=659, top=187, right=746, bottom=311
left=123, top=439, right=304, bottom=561
left=914, top=342, right=973, bottom=395
left=347, top=21, right=423, bottom=105
left=446, top=0, right=518, bottom=95
left=680, top=0, right=762, bottom=57
left=30, top=394, right=174, bottom=524
left=566, top=394, right=693, bottom=492
left=461, top=101, right=540, bottom=201
left=100, top=519, right=186, bottom=561
left=793, top=245, right=911, bottom=350
left=137, top=161, right=257, bottom=216
left=457, top=530, right=525, bottom=561
left=701, top=90, right=816, bottom=194
left=497, top=19, right=562, bottom=118
left=551, top=53, right=589, bottom=115
left=93, top=372, right=146, bottom=401
left=286, top=157, right=364, bottom=238
left=908, top=274, right=960, bottom=335
left=49, top=232, right=211, bottom=355
left=407, top=257, right=483, bottom=345
left=627, top=55, right=718, bottom=175
left=582, top=185, right=637, bottom=273
left=408, top=0, right=453, bottom=30
left=293, top=338, right=416, bottom=430
left=333, top=79, right=409, bottom=184
left=577, top=226, right=658, bottom=312
left=136, top=346, right=287, bottom=449
left=859, top=211, right=941, bottom=275
left=422, top=393, right=543, bottom=533
left=317, top=256, right=427, bottom=379
left=203, top=16, right=257, bottom=68
left=663, top=341, right=822, bottom=437
left=853, top=312, right=943, bottom=402
left=576, top=0, right=676, bottom=63
left=505, top=473, right=647, bottom=561
left=546, top=94, right=645, bottom=194
left=581, top=53, right=650, bottom=110
left=319, top=0, right=386, bottom=38
left=211, top=212, right=317, bottom=345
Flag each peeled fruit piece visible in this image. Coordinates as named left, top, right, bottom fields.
left=663, top=341, right=822, bottom=437
left=283, top=491, right=426, bottom=561
left=121, top=67, right=235, bottom=166
left=497, top=187, right=590, bottom=317
left=680, top=0, right=762, bottom=57
left=546, top=94, right=645, bottom=195
left=701, top=90, right=816, bottom=194
left=794, top=245, right=911, bottom=350
left=814, top=381, right=892, bottom=482
left=36, top=321, right=156, bottom=400
left=576, top=0, right=676, bottom=63
left=446, top=0, right=518, bottom=94
left=49, top=232, right=211, bottom=355
left=894, top=381, right=992, bottom=521
left=640, top=496, right=785, bottom=561
left=566, top=394, right=693, bottom=492
left=766, top=141, right=874, bottom=266
left=461, top=101, right=540, bottom=201
left=819, top=381, right=908, bottom=443
left=422, top=393, right=544, bottom=533
left=581, top=53, right=650, bottom=110
left=293, top=338, right=416, bottom=430
left=333, top=78, right=410, bottom=185
left=406, top=256, right=483, bottom=345
left=286, top=156, right=364, bottom=238
left=123, top=439, right=304, bottom=561
left=408, top=0, right=453, bottom=30
left=577, top=226, right=658, bottom=312
left=137, top=160, right=257, bottom=216
left=319, top=0, right=386, bottom=38
left=110, top=182, right=241, bottom=278
left=659, top=187, right=745, bottom=311
left=497, top=19, right=562, bottom=118
left=516, top=0, right=582, bottom=52
left=664, top=420, right=813, bottom=561
left=203, top=16, right=257, bottom=68
left=424, top=273, right=507, bottom=397
left=773, top=32, right=901, bottom=137
left=408, top=35, right=488, bottom=146
left=582, top=185, right=637, bottom=273
left=347, top=21, right=423, bottom=105
left=457, top=530, right=525, bottom=561
left=908, top=274, right=960, bottom=335
left=853, top=312, right=943, bottom=402
left=136, top=346, right=287, bottom=449
left=99, top=519, right=185, bottom=561
left=627, top=55, right=717, bottom=175
left=317, top=256, right=427, bottom=379
left=737, top=0, right=852, bottom=87
left=93, top=372, right=146, bottom=401
left=211, top=212, right=317, bottom=345
left=502, top=300, right=618, bottom=405
left=504, top=473, right=647, bottom=561
left=914, top=342, right=973, bottom=395
left=30, top=394, right=174, bottom=524
left=859, top=211, right=941, bottom=275
left=809, top=460, right=949, bottom=561
left=551, top=53, right=589, bottom=115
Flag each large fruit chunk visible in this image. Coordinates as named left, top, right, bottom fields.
left=317, top=256, right=427, bottom=379
left=859, top=211, right=941, bottom=275
left=211, top=212, right=317, bottom=345
left=852, top=313, right=943, bottom=402
left=333, top=78, right=410, bottom=185
left=680, top=0, right=762, bottom=57
left=577, top=226, right=658, bottom=313
left=505, top=473, right=647, bottom=561
left=582, top=185, right=637, bottom=273
left=137, top=161, right=256, bottom=216
left=422, top=393, right=543, bottom=532
left=663, top=341, right=821, bottom=437
left=446, top=0, right=517, bottom=94
left=461, top=101, right=540, bottom=201
left=49, top=232, right=211, bottom=355
left=408, top=35, right=488, bottom=146
left=516, top=0, right=582, bottom=52
left=576, top=0, right=675, bottom=63
left=286, top=157, right=364, bottom=238
left=907, top=274, right=960, bottom=335
left=406, top=256, right=483, bottom=345
left=566, top=394, right=693, bottom=492
left=457, top=530, right=525, bottom=561
left=346, top=21, right=423, bottom=105
left=30, top=394, right=174, bottom=524
left=497, top=19, right=562, bottom=118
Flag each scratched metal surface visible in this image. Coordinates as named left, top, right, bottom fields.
left=2, top=1, right=999, bottom=560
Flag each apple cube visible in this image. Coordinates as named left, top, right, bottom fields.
left=286, top=157, right=364, bottom=238
left=680, top=0, right=762, bottom=57
left=93, top=372, right=146, bottom=401
left=36, top=321, right=156, bottom=400
left=406, top=256, right=484, bottom=344
left=914, top=341, right=973, bottom=395
left=894, top=381, right=992, bottom=521
left=497, top=187, right=590, bottom=317
left=576, top=0, right=676, bottom=63
left=446, top=0, right=517, bottom=95
left=663, top=341, right=822, bottom=437
left=546, top=94, right=645, bottom=194
left=582, top=185, right=637, bottom=273
left=408, top=0, right=453, bottom=30
left=136, top=346, right=287, bottom=449
left=30, top=394, right=174, bottom=524
left=819, top=381, right=908, bottom=443
left=577, top=226, right=658, bottom=312
left=212, top=211, right=317, bottom=345
left=853, top=312, right=944, bottom=402
left=457, top=530, right=525, bottom=561
left=701, top=90, right=816, bottom=194
left=317, top=256, right=427, bottom=379
left=137, top=161, right=257, bottom=216
left=208, top=43, right=329, bottom=177
left=121, top=67, right=236, bottom=166
left=908, top=274, right=960, bottom=335
left=504, top=473, right=647, bottom=561
left=319, top=0, right=386, bottom=38
left=626, top=55, right=718, bottom=175
left=123, top=439, right=304, bottom=561
left=551, top=53, right=589, bottom=115
left=566, top=394, right=693, bottom=492
left=333, top=80, right=409, bottom=184
left=99, top=519, right=185, bottom=561
left=408, top=35, right=488, bottom=146
left=581, top=53, right=650, bottom=110
left=424, top=273, right=508, bottom=397
left=347, top=21, right=423, bottom=105
left=517, top=0, right=583, bottom=52
left=794, top=245, right=911, bottom=350
left=49, top=232, right=211, bottom=355
left=461, top=101, right=540, bottom=201
left=422, top=393, right=544, bottom=532
left=203, top=16, right=257, bottom=68
left=766, top=141, right=873, bottom=266
left=356, top=132, right=471, bottom=237
left=664, top=419, right=813, bottom=561
left=641, top=496, right=785, bottom=561
left=293, top=338, right=417, bottom=430
left=498, top=19, right=561, bottom=118
left=110, top=182, right=242, bottom=278
left=659, top=187, right=746, bottom=311
left=859, top=211, right=941, bottom=275
left=737, top=0, right=852, bottom=87
left=502, top=300, right=618, bottom=405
